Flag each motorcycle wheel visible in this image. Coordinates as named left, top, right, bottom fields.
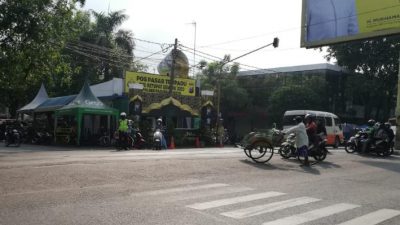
left=249, top=142, right=274, bottom=163
left=279, top=145, right=292, bottom=159
left=388, top=142, right=394, bottom=156
left=376, top=146, right=390, bottom=157
left=313, top=147, right=327, bottom=161
left=344, top=141, right=356, bottom=153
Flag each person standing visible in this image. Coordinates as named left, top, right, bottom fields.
left=284, top=116, right=310, bottom=166
left=118, top=112, right=129, bottom=150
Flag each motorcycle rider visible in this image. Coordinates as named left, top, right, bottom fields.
left=305, top=114, right=318, bottom=148
left=156, top=118, right=167, bottom=149
left=284, top=116, right=310, bottom=166
left=363, top=119, right=376, bottom=153
left=118, top=112, right=129, bottom=150
left=384, top=122, right=395, bottom=144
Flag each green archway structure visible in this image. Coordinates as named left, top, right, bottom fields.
left=55, top=81, right=119, bottom=145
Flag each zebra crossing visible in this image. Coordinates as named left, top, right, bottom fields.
left=133, top=181, right=400, bottom=225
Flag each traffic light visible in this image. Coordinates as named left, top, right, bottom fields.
left=273, top=37, right=279, bottom=48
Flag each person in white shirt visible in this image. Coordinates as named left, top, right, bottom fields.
left=284, top=116, right=310, bottom=166
left=307, top=0, right=359, bottom=42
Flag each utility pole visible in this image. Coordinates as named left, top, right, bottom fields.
left=193, top=22, right=197, bottom=78
left=169, top=38, right=178, bottom=96
left=395, top=53, right=400, bottom=149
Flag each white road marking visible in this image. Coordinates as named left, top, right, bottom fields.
left=262, top=203, right=360, bottom=225
left=167, top=186, right=254, bottom=201
left=337, top=209, right=400, bottom=225
left=186, top=191, right=285, bottom=210
left=221, top=196, right=321, bottom=219
left=132, top=183, right=230, bottom=196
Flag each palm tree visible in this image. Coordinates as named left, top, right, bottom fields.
left=88, top=10, right=134, bottom=80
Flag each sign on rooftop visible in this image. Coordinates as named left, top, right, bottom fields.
left=301, top=0, right=400, bottom=48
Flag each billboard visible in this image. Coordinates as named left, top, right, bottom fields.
left=301, top=0, right=400, bottom=48
left=125, top=71, right=196, bottom=96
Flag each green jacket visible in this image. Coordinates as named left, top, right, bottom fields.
left=118, top=119, right=128, bottom=132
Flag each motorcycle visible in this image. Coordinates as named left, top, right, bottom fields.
left=278, top=133, right=297, bottom=159
left=307, top=134, right=328, bottom=162
left=278, top=132, right=328, bottom=162
left=132, top=129, right=146, bottom=149
left=115, top=131, right=130, bottom=151
left=31, top=131, right=53, bottom=145
left=345, top=128, right=391, bottom=156
left=4, top=127, right=21, bottom=147
left=153, top=128, right=163, bottom=150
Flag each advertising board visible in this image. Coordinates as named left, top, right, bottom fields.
left=301, top=0, right=400, bottom=47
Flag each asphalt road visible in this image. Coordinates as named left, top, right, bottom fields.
left=0, top=145, right=399, bottom=225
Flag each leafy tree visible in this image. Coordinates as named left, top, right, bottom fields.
left=325, top=36, right=400, bottom=120
left=0, top=0, right=85, bottom=115
left=268, top=85, right=322, bottom=125
left=198, top=57, right=250, bottom=115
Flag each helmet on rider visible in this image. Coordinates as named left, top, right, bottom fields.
left=384, top=122, right=391, bottom=129
left=367, top=119, right=375, bottom=127
left=305, top=113, right=315, bottom=121
left=120, top=112, right=127, bottom=119
left=374, top=122, right=381, bottom=129
left=293, top=116, right=303, bottom=124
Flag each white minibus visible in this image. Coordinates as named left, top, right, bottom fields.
left=283, top=110, right=344, bottom=148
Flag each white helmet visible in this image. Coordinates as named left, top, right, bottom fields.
left=120, top=112, right=127, bottom=117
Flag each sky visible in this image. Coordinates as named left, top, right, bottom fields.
left=81, top=0, right=332, bottom=74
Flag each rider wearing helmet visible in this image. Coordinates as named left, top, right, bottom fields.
left=284, top=116, right=310, bottom=166
left=118, top=112, right=129, bottom=149
left=363, top=119, right=376, bottom=153
left=155, top=117, right=167, bottom=149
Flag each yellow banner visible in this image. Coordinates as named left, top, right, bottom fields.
left=356, top=0, right=400, bottom=33
left=125, top=71, right=196, bottom=96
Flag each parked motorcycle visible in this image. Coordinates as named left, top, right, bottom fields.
left=31, top=131, right=53, bottom=145
left=4, top=127, right=21, bottom=147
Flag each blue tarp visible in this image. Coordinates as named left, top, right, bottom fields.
left=35, top=95, right=76, bottom=113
